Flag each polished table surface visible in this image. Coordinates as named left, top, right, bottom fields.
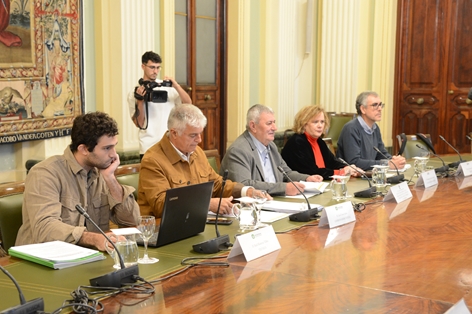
left=2, top=156, right=472, bottom=313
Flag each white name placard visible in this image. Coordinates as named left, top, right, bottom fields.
left=444, top=298, right=471, bottom=314
left=318, top=201, right=355, bottom=228
left=227, top=226, right=281, bottom=262
left=386, top=198, right=412, bottom=219
left=383, top=181, right=412, bottom=203
left=414, top=184, right=438, bottom=202
left=455, top=176, right=472, bottom=190
left=324, top=221, right=355, bottom=248
left=414, top=169, right=438, bottom=188
left=455, top=161, right=472, bottom=177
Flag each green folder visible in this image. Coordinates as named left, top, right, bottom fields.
left=8, top=241, right=105, bottom=269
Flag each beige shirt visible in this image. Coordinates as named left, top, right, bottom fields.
left=16, top=147, right=139, bottom=246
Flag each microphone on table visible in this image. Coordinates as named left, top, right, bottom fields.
left=277, top=166, right=320, bottom=222
left=0, top=265, right=44, bottom=313
left=416, top=133, right=437, bottom=154
left=373, top=147, right=405, bottom=184
left=193, top=170, right=232, bottom=254
left=75, top=204, right=139, bottom=287
left=439, top=135, right=465, bottom=168
left=337, top=158, right=377, bottom=198
left=415, top=144, right=449, bottom=174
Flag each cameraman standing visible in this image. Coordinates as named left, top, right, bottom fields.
left=128, top=51, right=192, bottom=159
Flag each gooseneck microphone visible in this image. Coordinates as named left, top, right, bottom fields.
left=415, top=144, right=449, bottom=174
left=373, top=147, right=405, bottom=184
left=439, top=135, right=465, bottom=168
left=277, top=166, right=320, bottom=222
left=337, top=158, right=377, bottom=198
left=416, top=133, right=436, bottom=154
left=467, top=135, right=472, bottom=142
left=0, top=265, right=44, bottom=313
left=193, top=170, right=232, bottom=254
left=75, top=204, right=139, bottom=287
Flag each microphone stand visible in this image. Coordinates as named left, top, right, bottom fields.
left=439, top=135, right=465, bottom=168
left=277, top=166, right=320, bottom=222
left=337, top=158, right=377, bottom=198
left=0, top=265, right=44, bottom=313
left=415, top=144, right=449, bottom=175
left=192, top=170, right=232, bottom=254
left=75, top=204, right=139, bottom=287
left=373, top=147, right=405, bottom=184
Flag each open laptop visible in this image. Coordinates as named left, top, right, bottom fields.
left=137, top=181, right=214, bottom=248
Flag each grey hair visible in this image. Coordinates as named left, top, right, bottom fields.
left=355, top=91, right=379, bottom=115
left=167, top=104, right=207, bottom=135
left=246, top=104, right=274, bottom=130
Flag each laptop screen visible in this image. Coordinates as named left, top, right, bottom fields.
left=143, top=181, right=214, bottom=248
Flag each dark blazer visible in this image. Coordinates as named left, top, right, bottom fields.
left=220, top=130, right=309, bottom=195
left=281, top=133, right=345, bottom=180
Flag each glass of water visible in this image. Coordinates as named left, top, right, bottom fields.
left=137, top=215, right=159, bottom=264
left=253, top=190, right=269, bottom=228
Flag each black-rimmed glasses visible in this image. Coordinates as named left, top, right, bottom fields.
left=370, top=102, right=385, bottom=110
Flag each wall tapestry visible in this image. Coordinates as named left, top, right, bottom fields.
left=0, top=0, right=83, bottom=144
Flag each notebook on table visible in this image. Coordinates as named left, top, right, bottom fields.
left=137, top=181, right=214, bottom=248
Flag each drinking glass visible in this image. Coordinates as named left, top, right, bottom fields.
left=104, top=234, right=139, bottom=270
left=413, top=152, right=430, bottom=176
left=137, top=216, right=159, bottom=264
left=253, top=190, right=269, bottom=228
left=372, top=165, right=389, bottom=193
left=329, top=175, right=350, bottom=201
left=231, top=202, right=259, bottom=231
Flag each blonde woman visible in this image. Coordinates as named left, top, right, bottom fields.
left=282, top=105, right=359, bottom=180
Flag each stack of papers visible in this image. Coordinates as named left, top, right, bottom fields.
left=300, top=181, right=329, bottom=193
left=9, top=241, right=105, bottom=269
left=388, top=164, right=411, bottom=172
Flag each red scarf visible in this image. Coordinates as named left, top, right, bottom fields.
left=305, top=132, right=325, bottom=168
left=305, top=132, right=342, bottom=175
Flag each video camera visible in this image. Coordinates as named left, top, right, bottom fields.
left=134, top=78, right=172, bottom=103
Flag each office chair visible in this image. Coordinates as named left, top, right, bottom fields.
left=324, top=113, right=356, bottom=152
left=396, top=134, right=432, bottom=159
left=0, top=182, right=25, bottom=252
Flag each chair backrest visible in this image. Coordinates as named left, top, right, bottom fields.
left=115, top=163, right=140, bottom=200
left=396, top=134, right=431, bottom=159
left=322, top=137, right=335, bottom=155
left=0, top=181, right=25, bottom=252
left=325, top=113, right=356, bottom=150
left=204, top=149, right=221, bottom=173
left=25, top=159, right=42, bottom=174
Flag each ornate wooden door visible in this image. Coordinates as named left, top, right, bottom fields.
left=394, top=0, right=472, bottom=154
left=175, top=0, right=227, bottom=152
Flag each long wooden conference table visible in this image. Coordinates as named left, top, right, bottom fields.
left=1, top=156, right=472, bottom=313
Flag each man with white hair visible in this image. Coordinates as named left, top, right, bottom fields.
left=138, top=103, right=258, bottom=217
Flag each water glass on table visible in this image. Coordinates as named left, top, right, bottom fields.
left=253, top=190, right=269, bottom=228
left=137, top=215, right=159, bottom=264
